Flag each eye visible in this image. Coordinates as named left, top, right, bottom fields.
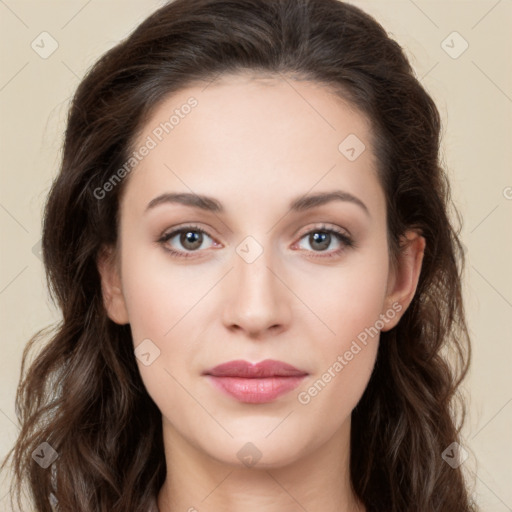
left=294, top=224, right=355, bottom=258
left=157, top=223, right=355, bottom=260
left=157, top=224, right=218, bottom=258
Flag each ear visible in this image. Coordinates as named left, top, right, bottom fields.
left=380, top=229, right=426, bottom=332
left=96, top=245, right=130, bottom=325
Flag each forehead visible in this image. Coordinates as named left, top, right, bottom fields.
left=121, top=73, right=384, bottom=219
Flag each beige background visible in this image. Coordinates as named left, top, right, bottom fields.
left=1, top=1, right=511, bottom=510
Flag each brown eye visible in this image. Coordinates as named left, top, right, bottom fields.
left=179, top=230, right=204, bottom=251
left=294, top=225, right=355, bottom=259
left=308, top=231, right=332, bottom=251
left=158, top=225, right=217, bottom=258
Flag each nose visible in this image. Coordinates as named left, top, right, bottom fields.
left=221, top=243, right=292, bottom=338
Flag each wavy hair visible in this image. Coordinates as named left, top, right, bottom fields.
left=2, top=0, right=476, bottom=510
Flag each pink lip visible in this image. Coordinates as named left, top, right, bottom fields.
left=202, top=359, right=308, bottom=404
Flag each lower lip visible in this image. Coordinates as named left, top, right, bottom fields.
left=205, top=375, right=307, bottom=403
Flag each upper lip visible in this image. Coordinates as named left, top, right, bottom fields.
left=203, top=359, right=308, bottom=378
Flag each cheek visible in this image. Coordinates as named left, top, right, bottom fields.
left=119, top=248, right=217, bottom=401
left=297, top=339, right=378, bottom=431
left=304, top=249, right=390, bottom=347
left=296, top=271, right=386, bottom=421
left=120, top=248, right=212, bottom=342
left=294, top=248, right=388, bottom=410
left=121, top=264, right=200, bottom=418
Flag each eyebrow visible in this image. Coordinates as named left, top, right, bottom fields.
left=145, top=190, right=370, bottom=217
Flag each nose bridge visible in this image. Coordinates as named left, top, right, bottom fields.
left=222, top=235, right=290, bottom=335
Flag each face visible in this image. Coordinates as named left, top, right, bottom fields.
left=98, top=73, right=424, bottom=469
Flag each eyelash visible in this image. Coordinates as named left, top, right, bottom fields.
left=157, top=223, right=356, bottom=259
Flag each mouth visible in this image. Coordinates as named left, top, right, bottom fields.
left=202, top=359, right=308, bottom=404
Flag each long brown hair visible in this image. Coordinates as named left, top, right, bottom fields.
left=2, top=0, right=476, bottom=510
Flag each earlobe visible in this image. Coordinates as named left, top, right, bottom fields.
left=96, top=245, right=130, bottom=325
left=381, top=230, right=426, bottom=332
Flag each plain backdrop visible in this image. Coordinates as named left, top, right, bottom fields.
left=0, top=1, right=511, bottom=510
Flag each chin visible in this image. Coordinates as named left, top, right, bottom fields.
left=197, top=432, right=311, bottom=470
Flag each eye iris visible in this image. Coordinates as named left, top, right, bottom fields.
left=181, top=230, right=202, bottom=250
left=310, top=232, right=330, bottom=251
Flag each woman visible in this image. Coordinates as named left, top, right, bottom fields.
left=1, top=0, right=476, bottom=510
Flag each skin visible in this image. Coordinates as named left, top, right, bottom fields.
left=97, top=73, right=425, bottom=512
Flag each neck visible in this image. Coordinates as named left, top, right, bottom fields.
left=156, top=417, right=365, bottom=512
